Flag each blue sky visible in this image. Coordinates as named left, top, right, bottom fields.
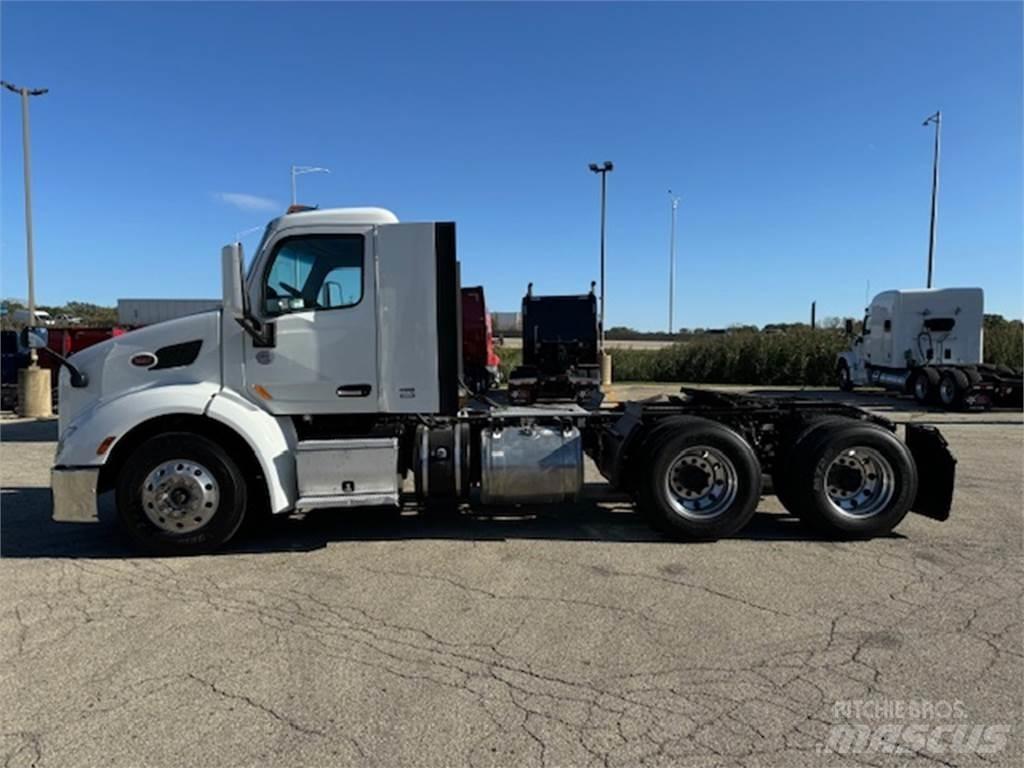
left=2, top=1, right=1021, bottom=329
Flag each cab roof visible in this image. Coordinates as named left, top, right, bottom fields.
left=274, top=206, right=399, bottom=228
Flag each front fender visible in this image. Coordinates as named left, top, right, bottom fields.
left=837, top=350, right=857, bottom=368
left=56, top=384, right=298, bottom=516
left=56, top=383, right=218, bottom=468
left=205, top=389, right=297, bottom=514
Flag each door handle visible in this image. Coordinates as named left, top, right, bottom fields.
left=337, top=384, right=372, bottom=398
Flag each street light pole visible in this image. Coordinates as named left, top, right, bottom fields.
left=3, top=80, right=51, bottom=417
left=290, top=165, right=331, bottom=206
left=923, top=111, right=941, bottom=289
left=588, top=161, right=613, bottom=352
left=668, top=190, right=679, bottom=334
left=2, top=80, right=48, bottom=361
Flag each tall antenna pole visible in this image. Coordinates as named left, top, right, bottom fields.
left=923, top=111, right=941, bottom=289
left=668, top=191, right=679, bottom=333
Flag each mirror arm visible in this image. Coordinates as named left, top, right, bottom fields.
left=235, top=315, right=275, bottom=348
left=37, top=347, right=88, bottom=388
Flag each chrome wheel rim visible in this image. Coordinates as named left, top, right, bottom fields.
left=914, top=375, right=929, bottom=400
left=141, top=459, right=220, bottom=534
left=839, top=366, right=850, bottom=387
left=824, top=447, right=895, bottom=519
left=664, top=446, right=739, bottom=520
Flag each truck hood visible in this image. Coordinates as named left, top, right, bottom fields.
left=59, top=310, right=223, bottom=435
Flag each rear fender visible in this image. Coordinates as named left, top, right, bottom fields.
left=906, top=424, right=956, bottom=521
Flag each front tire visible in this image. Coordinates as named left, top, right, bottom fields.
left=638, top=418, right=762, bottom=540
left=837, top=361, right=853, bottom=392
left=781, top=421, right=917, bottom=538
left=116, top=432, right=248, bottom=555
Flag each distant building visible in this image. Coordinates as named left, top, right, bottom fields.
left=491, top=311, right=522, bottom=334
left=118, top=298, right=222, bottom=326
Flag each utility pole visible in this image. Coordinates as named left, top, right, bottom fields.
left=290, top=165, right=331, bottom=206
left=923, top=111, right=941, bottom=289
left=2, top=80, right=51, bottom=417
left=810, top=301, right=816, bottom=330
left=668, top=190, right=679, bottom=334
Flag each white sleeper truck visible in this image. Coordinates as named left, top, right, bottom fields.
left=837, top=288, right=1023, bottom=410
left=45, top=207, right=957, bottom=554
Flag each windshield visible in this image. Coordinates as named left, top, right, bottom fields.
left=245, top=224, right=273, bottom=280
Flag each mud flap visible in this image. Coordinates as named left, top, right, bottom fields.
left=906, top=424, right=956, bottom=521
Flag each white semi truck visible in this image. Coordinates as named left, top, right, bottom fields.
left=45, top=207, right=956, bottom=554
left=837, top=288, right=1023, bottom=410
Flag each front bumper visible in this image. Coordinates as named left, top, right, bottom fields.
left=51, top=466, right=100, bottom=522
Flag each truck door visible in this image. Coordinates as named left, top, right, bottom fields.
left=243, top=226, right=378, bottom=414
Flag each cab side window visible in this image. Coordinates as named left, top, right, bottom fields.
left=264, top=235, right=364, bottom=315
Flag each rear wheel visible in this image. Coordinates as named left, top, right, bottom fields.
left=938, top=369, right=972, bottom=410
left=116, top=432, right=248, bottom=555
left=638, top=418, right=761, bottom=540
left=782, top=421, right=917, bottom=538
left=771, top=416, right=848, bottom=515
left=912, top=367, right=939, bottom=405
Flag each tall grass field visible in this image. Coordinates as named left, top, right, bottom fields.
left=497, top=323, right=1022, bottom=385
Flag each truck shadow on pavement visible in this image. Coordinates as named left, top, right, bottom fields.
left=1, top=484, right=901, bottom=559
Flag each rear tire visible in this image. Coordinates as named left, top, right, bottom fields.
left=771, top=416, right=848, bottom=516
left=781, top=421, right=917, bottom=538
left=638, top=418, right=761, bottom=540
left=116, top=432, right=248, bottom=555
left=912, top=367, right=939, bottom=405
left=938, top=369, right=971, bottom=410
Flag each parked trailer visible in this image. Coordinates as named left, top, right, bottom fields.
left=45, top=207, right=955, bottom=555
left=838, top=288, right=1023, bottom=410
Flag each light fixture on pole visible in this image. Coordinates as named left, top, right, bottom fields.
left=290, top=165, right=331, bottom=206
left=668, top=190, right=680, bottom=334
left=588, top=161, right=613, bottom=353
left=922, top=111, right=941, bottom=289
left=2, top=79, right=51, bottom=417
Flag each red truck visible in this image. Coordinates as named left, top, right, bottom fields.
left=460, top=286, right=501, bottom=394
left=1, top=326, right=125, bottom=410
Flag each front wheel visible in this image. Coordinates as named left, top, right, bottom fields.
left=116, top=432, right=248, bottom=555
left=837, top=361, right=853, bottom=392
left=638, top=419, right=762, bottom=540
left=781, top=421, right=917, bottom=538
